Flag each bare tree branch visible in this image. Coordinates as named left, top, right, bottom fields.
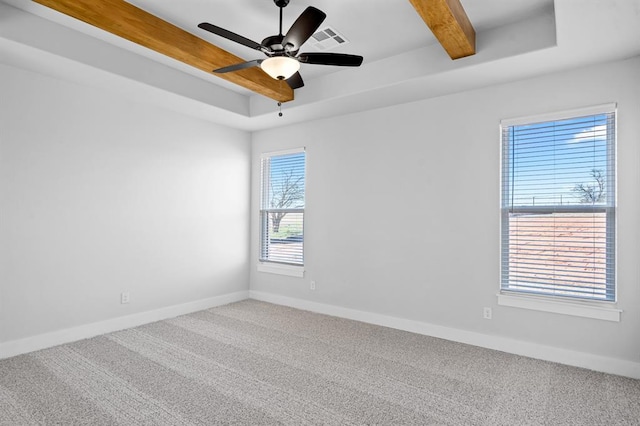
left=269, top=169, right=304, bottom=233
left=573, top=168, right=605, bottom=204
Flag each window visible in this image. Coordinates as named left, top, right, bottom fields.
left=501, top=105, right=616, bottom=302
left=260, top=148, right=305, bottom=266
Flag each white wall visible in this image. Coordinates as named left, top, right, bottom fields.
left=250, top=56, right=640, bottom=364
left=0, top=63, right=251, bottom=343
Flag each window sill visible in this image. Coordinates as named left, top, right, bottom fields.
left=257, top=262, right=304, bottom=278
left=497, top=292, right=621, bottom=322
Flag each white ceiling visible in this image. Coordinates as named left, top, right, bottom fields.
left=1, top=0, right=640, bottom=131
left=124, top=0, right=551, bottom=83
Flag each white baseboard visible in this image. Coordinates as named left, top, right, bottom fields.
left=0, top=290, right=249, bottom=359
left=249, top=290, right=640, bottom=380
left=4, top=289, right=638, bottom=379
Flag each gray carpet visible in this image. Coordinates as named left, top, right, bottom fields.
left=1, top=300, right=639, bottom=425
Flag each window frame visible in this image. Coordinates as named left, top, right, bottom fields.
left=258, top=147, right=306, bottom=275
left=498, top=104, right=620, bottom=320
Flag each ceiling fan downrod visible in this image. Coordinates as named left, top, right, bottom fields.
left=275, top=0, right=289, bottom=35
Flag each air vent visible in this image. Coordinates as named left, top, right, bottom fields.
left=309, top=27, right=349, bottom=51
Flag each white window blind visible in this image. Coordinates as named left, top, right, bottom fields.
left=501, top=107, right=616, bottom=301
left=260, top=149, right=305, bottom=265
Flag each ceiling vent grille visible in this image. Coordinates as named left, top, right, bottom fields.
left=309, top=27, right=349, bottom=51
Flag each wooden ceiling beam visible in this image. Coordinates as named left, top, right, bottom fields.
left=32, top=0, right=294, bottom=102
left=408, top=0, right=476, bottom=59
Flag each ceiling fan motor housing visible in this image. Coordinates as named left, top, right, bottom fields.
left=262, top=34, right=298, bottom=55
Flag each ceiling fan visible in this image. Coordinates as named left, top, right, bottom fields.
left=197, top=0, right=364, bottom=90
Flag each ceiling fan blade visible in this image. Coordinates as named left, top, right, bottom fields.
left=282, top=7, right=326, bottom=52
left=298, top=53, right=364, bottom=67
left=198, top=23, right=267, bottom=52
left=286, top=72, right=304, bottom=89
left=213, top=59, right=263, bottom=73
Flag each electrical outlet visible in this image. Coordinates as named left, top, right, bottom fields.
left=483, top=307, right=492, bottom=320
left=121, top=292, right=130, bottom=304
left=310, top=281, right=316, bottom=291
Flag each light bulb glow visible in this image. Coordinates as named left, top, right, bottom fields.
left=260, top=56, right=300, bottom=80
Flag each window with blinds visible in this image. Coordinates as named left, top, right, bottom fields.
left=260, top=149, right=305, bottom=265
left=501, top=106, right=616, bottom=301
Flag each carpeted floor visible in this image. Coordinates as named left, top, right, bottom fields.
left=1, top=300, right=639, bottom=425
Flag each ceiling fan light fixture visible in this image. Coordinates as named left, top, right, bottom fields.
left=261, top=56, right=300, bottom=80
